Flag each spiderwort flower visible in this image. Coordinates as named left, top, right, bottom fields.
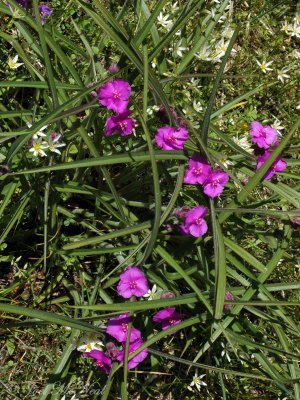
left=116, top=339, right=148, bottom=369
left=249, top=121, right=278, bottom=149
left=256, top=151, right=287, bottom=180
left=117, top=266, right=149, bottom=299
left=15, top=0, right=27, bottom=8
left=38, top=5, right=52, bottom=25
left=105, top=110, right=135, bottom=137
left=184, top=155, right=212, bottom=185
left=98, top=80, right=131, bottom=113
left=180, top=206, right=208, bottom=237
left=83, top=350, right=112, bottom=374
left=224, top=291, right=234, bottom=310
left=152, top=307, right=182, bottom=330
left=106, top=313, right=141, bottom=343
left=203, top=170, right=229, bottom=198
left=155, top=126, right=188, bottom=150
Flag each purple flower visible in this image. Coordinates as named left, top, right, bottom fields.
left=184, top=155, right=212, bottom=185
left=105, top=110, right=135, bottom=137
left=203, top=170, right=229, bottom=198
left=180, top=205, right=208, bottom=237
left=155, top=126, right=188, bottom=150
left=224, top=291, right=234, bottom=310
left=290, top=217, right=300, bottom=227
left=106, top=313, right=141, bottom=343
left=38, top=5, right=52, bottom=25
left=106, top=342, right=119, bottom=359
left=83, top=350, right=112, bottom=374
left=108, top=63, right=119, bottom=74
left=153, top=307, right=182, bottom=330
left=16, top=0, right=27, bottom=7
left=117, top=266, right=149, bottom=299
left=98, top=80, right=131, bottom=113
left=250, top=121, right=278, bottom=149
left=175, top=206, right=190, bottom=220
left=256, top=151, right=287, bottom=180
left=116, top=339, right=148, bottom=369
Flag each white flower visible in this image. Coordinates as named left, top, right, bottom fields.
left=182, top=108, right=193, bottom=119
left=157, top=12, right=173, bottom=30
left=28, top=124, right=48, bottom=140
left=169, top=39, right=186, bottom=58
left=211, top=38, right=236, bottom=62
left=221, top=342, right=231, bottom=362
left=187, top=78, right=201, bottom=88
left=195, top=44, right=211, bottom=61
left=7, top=55, right=23, bottom=69
left=47, top=133, right=66, bottom=155
left=222, top=25, right=234, bottom=39
left=233, top=135, right=252, bottom=153
left=77, top=333, right=104, bottom=352
left=193, top=100, right=203, bottom=113
left=281, top=21, right=292, bottom=34
left=294, top=13, right=300, bottom=25
left=271, top=118, right=284, bottom=133
left=217, top=157, right=234, bottom=169
left=151, top=58, right=157, bottom=69
left=188, top=371, right=207, bottom=392
left=291, top=49, right=300, bottom=59
left=256, top=59, right=273, bottom=73
left=289, top=22, right=300, bottom=38
left=147, top=105, right=159, bottom=116
left=29, top=138, right=49, bottom=158
left=296, top=104, right=300, bottom=110
left=277, top=68, right=290, bottom=83
left=143, top=284, right=157, bottom=300
left=170, top=1, right=179, bottom=13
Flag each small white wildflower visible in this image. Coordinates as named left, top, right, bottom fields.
left=221, top=342, right=231, bottom=362
left=29, top=124, right=48, bottom=140
left=143, top=284, right=157, bottom=300
left=291, top=49, right=300, bottom=59
left=47, top=133, right=66, bottom=155
left=193, top=100, right=203, bottom=113
left=157, top=12, right=173, bottom=30
left=277, top=68, right=290, bottom=83
left=281, top=21, right=292, bottom=34
left=7, top=55, right=23, bottom=69
left=187, top=78, right=201, bottom=88
left=233, top=135, right=252, bottom=153
left=195, top=44, right=211, bottom=61
left=256, top=59, right=273, bottom=73
left=188, top=371, right=207, bottom=392
left=271, top=118, right=284, bottom=134
left=211, top=38, right=236, bottom=62
left=151, top=58, right=157, bottom=69
left=169, top=39, right=187, bottom=58
left=296, top=104, right=300, bottom=110
left=170, top=1, right=179, bottom=13
left=77, top=333, right=104, bottom=352
left=217, top=157, right=234, bottom=169
left=222, top=25, right=234, bottom=39
left=29, top=138, right=49, bottom=158
left=294, top=13, right=300, bottom=24
left=182, top=108, right=194, bottom=119
left=289, top=22, right=300, bottom=38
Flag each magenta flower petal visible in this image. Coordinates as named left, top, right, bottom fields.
left=83, top=350, right=112, bottom=374
left=184, top=155, right=212, bottom=185
left=153, top=308, right=182, bottom=331
left=203, top=170, right=229, bottom=198
left=250, top=121, right=278, bottom=149
left=106, top=313, right=142, bottom=343
left=99, top=80, right=131, bottom=113
left=105, top=110, right=135, bottom=136
left=155, top=126, right=188, bottom=150
left=117, top=266, right=149, bottom=299
left=116, top=339, right=148, bottom=369
left=256, top=151, right=287, bottom=180
left=180, top=206, right=209, bottom=238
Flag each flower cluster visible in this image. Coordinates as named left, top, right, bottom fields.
left=82, top=266, right=182, bottom=373
left=28, top=129, right=66, bottom=159
left=184, top=155, right=229, bottom=198
left=249, top=122, right=287, bottom=180
left=14, top=1, right=52, bottom=25
left=98, top=79, right=135, bottom=137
